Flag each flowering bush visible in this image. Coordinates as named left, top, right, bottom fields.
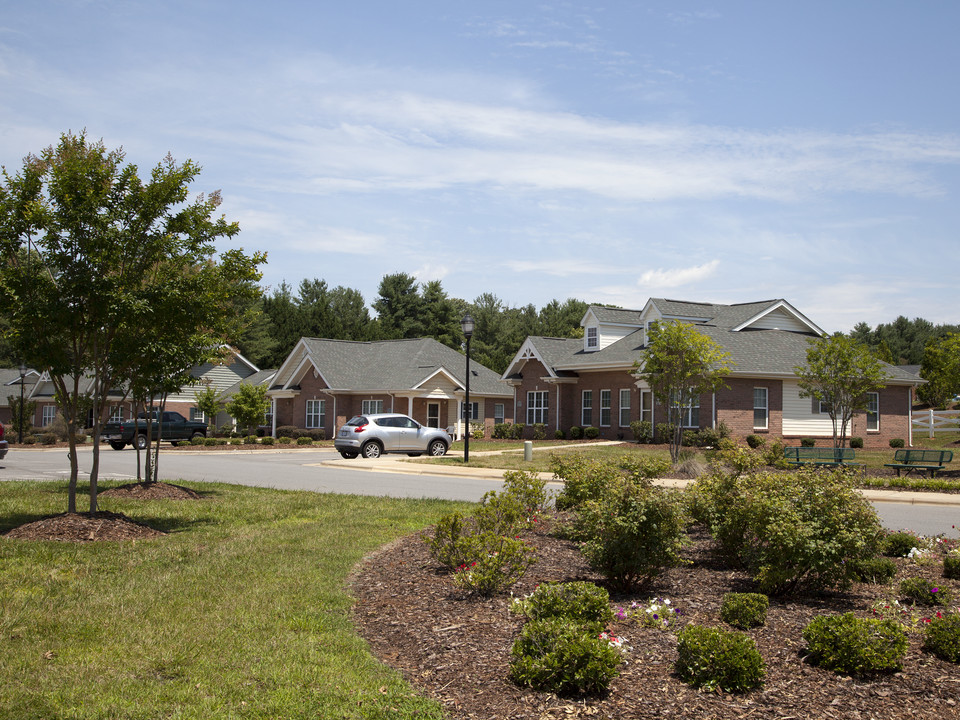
left=618, top=597, right=682, bottom=630
left=674, top=624, right=765, bottom=693
left=900, top=577, right=951, bottom=606
left=501, top=469, right=551, bottom=516
left=512, top=581, right=613, bottom=625
left=802, top=613, right=908, bottom=675
left=922, top=612, right=960, bottom=663
left=720, top=593, right=769, bottom=629
left=882, top=531, right=921, bottom=558
left=452, top=533, right=537, bottom=596
left=509, top=618, right=624, bottom=696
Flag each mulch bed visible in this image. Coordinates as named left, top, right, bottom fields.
left=3, top=510, right=166, bottom=542
left=350, top=519, right=960, bottom=720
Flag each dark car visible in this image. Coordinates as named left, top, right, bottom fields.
left=334, top=413, right=450, bottom=459
left=0, top=423, right=7, bottom=459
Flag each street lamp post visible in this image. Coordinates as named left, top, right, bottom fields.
left=18, top=363, right=26, bottom=444
left=461, top=314, right=475, bottom=464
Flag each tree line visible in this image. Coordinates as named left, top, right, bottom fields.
left=234, top=273, right=589, bottom=375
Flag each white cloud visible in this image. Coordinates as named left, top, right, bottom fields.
left=638, top=260, right=721, bottom=289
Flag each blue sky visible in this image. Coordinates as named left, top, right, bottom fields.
left=2, top=1, right=958, bottom=333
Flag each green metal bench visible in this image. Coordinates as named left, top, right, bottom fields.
left=884, top=449, right=954, bottom=478
left=783, top=447, right=862, bottom=467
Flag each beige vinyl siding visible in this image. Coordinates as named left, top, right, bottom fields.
left=747, top=308, right=810, bottom=332
left=167, top=359, right=253, bottom=403
left=781, top=379, right=834, bottom=436
left=421, top=375, right=460, bottom=398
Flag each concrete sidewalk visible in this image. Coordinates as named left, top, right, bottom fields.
left=321, top=452, right=960, bottom=507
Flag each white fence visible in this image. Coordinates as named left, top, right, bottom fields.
left=912, top=409, right=960, bottom=438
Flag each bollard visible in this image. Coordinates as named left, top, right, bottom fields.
left=524, top=440, right=532, bottom=462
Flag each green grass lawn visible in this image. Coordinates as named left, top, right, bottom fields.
left=0, top=481, right=473, bottom=720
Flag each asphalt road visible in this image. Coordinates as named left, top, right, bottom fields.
left=2, top=446, right=958, bottom=536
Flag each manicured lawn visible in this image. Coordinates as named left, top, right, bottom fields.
left=0, top=481, right=473, bottom=720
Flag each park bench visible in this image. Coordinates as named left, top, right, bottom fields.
left=884, top=449, right=954, bottom=478
left=783, top=447, right=863, bottom=467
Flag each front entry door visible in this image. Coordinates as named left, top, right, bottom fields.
left=427, top=403, right=440, bottom=428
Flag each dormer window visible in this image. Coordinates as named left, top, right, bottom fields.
left=586, top=326, right=599, bottom=350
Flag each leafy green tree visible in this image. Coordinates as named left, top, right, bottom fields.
left=633, top=321, right=733, bottom=463
left=260, top=282, right=305, bottom=366
left=917, top=334, right=960, bottom=408
left=234, top=297, right=279, bottom=369
left=225, top=382, right=270, bottom=434
left=0, top=131, right=263, bottom=513
left=327, top=285, right=372, bottom=340
left=193, top=384, right=224, bottom=429
left=421, top=279, right=461, bottom=348
left=795, top=334, right=887, bottom=449
left=372, top=272, right=425, bottom=339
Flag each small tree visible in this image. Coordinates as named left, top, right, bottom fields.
left=225, top=382, right=270, bottom=435
left=795, top=334, right=887, bottom=449
left=633, top=321, right=732, bottom=463
left=917, top=333, right=960, bottom=408
left=193, top=384, right=223, bottom=430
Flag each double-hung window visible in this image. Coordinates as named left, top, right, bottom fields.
left=581, top=390, right=593, bottom=426
left=586, top=327, right=599, bottom=349
left=619, top=389, right=631, bottom=427
left=109, top=405, right=125, bottom=423
left=753, top=387, right=768, bottom=430
left=670, top=391, right=699, bottom=428
left=362, top=399, right=383, bottom=415
left=527, top=391, right=548, bottom=425
left=640, top=390, right=652, bottom=424
left=305, top=399, right=325, bottom=429
left=494, top=403, right=504, bottom=425
left=463, top=401, right=479, bottom=420
left=866, top=392, right=879, bottom=431
left=41, top=405, right=57, bottom=427
left=600, top=390, right=612, bottom=427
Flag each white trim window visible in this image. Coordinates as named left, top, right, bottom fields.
left=41, top=405, right=57, bottom=427
left=109, top=405, right=125, bottom=423
left=753, top=387, right=768, bottom=430
left=670, top=391, right=699, bottom=428
left=581, top=390, right=593, bottom=426
left=462, top=401, right=479, bottom=421
left=586, top=326, right=599, bottom=350
left=866, top=392, right=879, bottom=432
left=190, top=408, right=205, bottom=423
left=527, top=391, right=548, bottom=425
left=361, top=399, right=383, bottom=415
left=600, top=390, right=612, bottom=427
left=306, top=399, right=325, bottom=429
left=494, top=403, right=505, bottom=425
left=640, top=390, right=653, bottom=425
left=619, top=389, right=631, bottom=427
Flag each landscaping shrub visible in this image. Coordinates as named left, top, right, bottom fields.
left=882, top=531, right=921, bottom=558
left=190, top=435, right=204, bottom=446
left=451, top=533, right=537, bottom=596
left=568, top=425, right=583, bottom=440
left=850, top=436, right=864, bottom=449
left=944, top=553, right=960, bottom=580
left=511, top=581, right=613, bottom=625
left=510, top=423, right=525, bottom=440
left=260, top=436, right=275, bottom=446
left=694, top=468, right=885, bottom=595
left=681, top=430, right=698, bottom=447
left=802, top=613, right=908, bottom=675
left=655, top=422, right=674, bottom=444
left=216, top=438, right=228, bottom=445
left=694, top=422, right=729, bottom=448
left=746, top=434, right=765, bottom=449
left=583, top=426, right=599, bottom=440
left=229, top=437, right=242, bottom=445
left=554, top=429, right=565, bottom=440
left=203, top=437, right=217, bottom=446
left=890, top=438, right=905, bottom=448
left=509, top=618, right=622, bottom=696
left=501, top=469, right=551, bottom=516
left=761, top=438, right=789, bottom=469
left=674, top=625, right=765, bottom=692
left=899, top=577, right=951, bottom=606
left=492, top=423, right=511, bottom=439
left=423, top=511, right=473, bottom=569
left=800, top=437, right=816, bottom=447
left=296, top=436, right=313, bottom=445
left=577, top=483, right=688, bottom=590
left=276, top=425, right=300, bottom=439
left=720, top=593, right=769, bottom=629
left=471, top=423, right=485, bottom=440
left=850, top=556, right=897, bottom=584
left=278, top=436, right=293, bottom=444
left=41, top=433, right=58, bottom=446
left=922, top=613, right=960, bottom=663
left=243, top=435, right=258, bottom=445
left=629, top=419, right=652, bottom=443
left=552, top=454, right=626, bottom=511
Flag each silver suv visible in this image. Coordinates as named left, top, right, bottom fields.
left=334, top=413, right=451, bottom=459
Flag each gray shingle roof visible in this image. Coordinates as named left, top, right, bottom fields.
left=300, top=338, right=510, bottom=396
